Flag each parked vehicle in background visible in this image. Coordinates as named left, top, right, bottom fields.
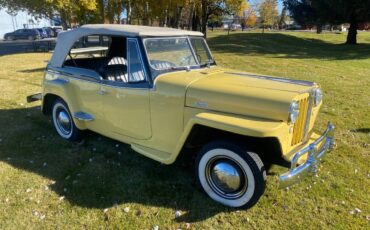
left=36, top=28, right=48, bottom=39
left=3, top=29, right=41, bottom=41
left=51, top=26, right=64, bottom=36
left=43, top=27, right=55, bottom=37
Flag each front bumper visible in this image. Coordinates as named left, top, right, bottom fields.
left=279, top=122, right=335, bottom=188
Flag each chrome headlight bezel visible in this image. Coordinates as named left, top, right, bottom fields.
left=313, top=88, right=323, bottom=106
left=289, top=101, right=300, bottom=124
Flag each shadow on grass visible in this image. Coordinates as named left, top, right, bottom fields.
left=350, top=128, right=370, bottom=134
left=17, top=67, right=46, bottom=73
left=208, top=33, right=370, bottom=60
left=0, top=106, right=256, bottom=222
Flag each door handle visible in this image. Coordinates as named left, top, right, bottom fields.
left=98, top=89, right=108, bottom=95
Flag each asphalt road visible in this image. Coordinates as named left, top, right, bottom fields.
left=0, top=38, right=56, bottom=56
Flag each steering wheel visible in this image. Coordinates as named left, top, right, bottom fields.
left=179, top=54, right=194, bottom=66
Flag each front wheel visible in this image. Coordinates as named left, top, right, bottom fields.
left=52, top=99, right=84, bottom=141
left=195, top=140, right=266, bottom=209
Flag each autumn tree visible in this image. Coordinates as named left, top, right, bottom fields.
left=242, top=4, right=257, bottom=28
left=259, top=0, right=278, bottom=32
left=0, top=0, right=98, bottom=28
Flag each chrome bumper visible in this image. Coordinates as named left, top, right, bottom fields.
left=279, top=122, right=335, bottom=188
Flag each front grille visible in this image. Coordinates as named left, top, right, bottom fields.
left=291, top=95, right=311, bottom=146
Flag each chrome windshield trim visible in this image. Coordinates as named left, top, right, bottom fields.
left=189, top=37, right=216, bottom=65
left=142, top=36, right=203, bottom=71
left=225, top=72, right=316, bottom=87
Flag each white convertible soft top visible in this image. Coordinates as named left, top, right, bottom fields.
left=50, top=24, right=204, bottom=67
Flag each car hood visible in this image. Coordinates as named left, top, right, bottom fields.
left=184, top=67, right=315, bottom=121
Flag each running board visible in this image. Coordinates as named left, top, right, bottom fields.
left=73, top=112, right=94, bottom=121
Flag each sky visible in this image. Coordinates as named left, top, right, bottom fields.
left=249, top=0, right=284, bottom=12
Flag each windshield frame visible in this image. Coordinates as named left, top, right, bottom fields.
left=142, top=36, right=215, bottom=71
left=189, top=36, right=215, bottom=67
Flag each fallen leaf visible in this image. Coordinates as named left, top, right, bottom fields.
left=175, top=210, right=182, bottom=218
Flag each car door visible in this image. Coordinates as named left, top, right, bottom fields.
left=15, top=29, right=23, bottom=39
left=21, top=30, right=28, bottom=39
left=99, top=38, right=151, bottom=140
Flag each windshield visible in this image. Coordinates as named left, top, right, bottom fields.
left=144, top=37, right=214, bottom=70
left=189, top=37, right=213, bottom=66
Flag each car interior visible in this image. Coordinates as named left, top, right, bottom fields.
left=64, top=36, right=145, bottom=84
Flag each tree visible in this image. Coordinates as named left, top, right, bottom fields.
left=245, top=11, right=257, bottom=27
left=259, top=0, right=278, bottom=32
left=285, top=0, right=370, bottom=44
left=312, top=0, right=370, bottom=44
left=0, top=0, right=98, bottom=28
left=284, top=0, right=325, bottom=33
left=278, top=6, right=288, bottom=29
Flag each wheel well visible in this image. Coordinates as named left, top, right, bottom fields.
left=179, top=125, right=285, bottom=167
left=42, top=94, right=60, bottom=115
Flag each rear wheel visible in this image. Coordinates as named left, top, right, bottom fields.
left=195, top=140, right=266, bottom=208
left=52, top=99, right=84, bottom=141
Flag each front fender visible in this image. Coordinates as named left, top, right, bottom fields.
left=170, top=109, right=290, bottom=164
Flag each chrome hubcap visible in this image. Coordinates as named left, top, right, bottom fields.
left=206, top=157, right=247, bottom=199
left=56, top=110, right=71, bottom=135
left=211, top=162, right=241, bottom=193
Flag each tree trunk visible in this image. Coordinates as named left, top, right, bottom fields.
left=316, top=24, right=322, bottom=34
left=99, top=0, right=105, bottom=23
left=346, top=18, right=358, bottom=45
left=59, top=10, right=69, bottom=30
left=201, top=0, right=208, bottom=38
left=127, top=0, right=131, bottom=24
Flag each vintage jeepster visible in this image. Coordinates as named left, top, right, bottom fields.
left=29, top=24, right=335, bottom=208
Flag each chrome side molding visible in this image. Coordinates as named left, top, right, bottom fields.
left=73, top=112, right=94, bottom=122
left=226, top=72, right=316, bottom=87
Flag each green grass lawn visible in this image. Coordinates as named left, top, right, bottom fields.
left=0, top=31, right=369, bottom=229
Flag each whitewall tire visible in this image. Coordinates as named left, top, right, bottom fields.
left=195, top=140, right=266, bottom=208
left=52, top=99, right=83, bottom=141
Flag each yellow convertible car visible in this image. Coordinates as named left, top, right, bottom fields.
left=28, top=24, right=335, bottom=208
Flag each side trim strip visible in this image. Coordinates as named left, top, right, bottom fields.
left=225, top=72, right=316, bottom=86
left=73, top=112, right=94, bottom=121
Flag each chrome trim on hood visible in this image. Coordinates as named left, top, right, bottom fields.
left=225, top=72, right=316, bottom=87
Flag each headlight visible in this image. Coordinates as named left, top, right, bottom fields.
left=313, top=88, right=323, bottom=106
left=289, top=101, right=300, bottom=124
